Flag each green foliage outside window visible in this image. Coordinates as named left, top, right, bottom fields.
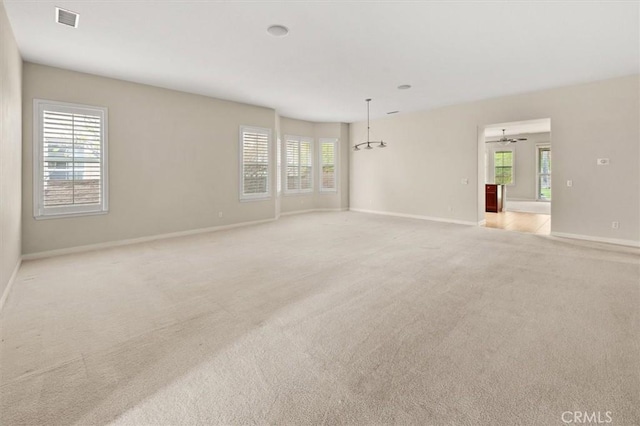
left=494, top=151, right=513, bottom=185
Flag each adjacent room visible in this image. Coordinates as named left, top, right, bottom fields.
left=482, top=119, right=552, bottom=235
left=1, top=1, right=638, bottom=425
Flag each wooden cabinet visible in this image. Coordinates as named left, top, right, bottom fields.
left=486, top=184, right=504, bottom=213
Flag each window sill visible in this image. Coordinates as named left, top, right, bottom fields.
left=34, top=210, right=109, bottom=220
left=283, top=191, right=314, bottom=196
left=240, top=196, right=272, bottom=202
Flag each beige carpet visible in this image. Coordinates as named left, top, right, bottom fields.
left=1, top=212, right=638, bottom=425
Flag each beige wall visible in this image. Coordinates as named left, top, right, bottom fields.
left=279, top=117, right=349, bottom=214
left=485, top=132, right=551, bottom=201
left=0, top=1, right=22, bottom=301
left=22, top=63, right=279, bottom=254
left=339, top=122, right=350, bottom=209
left=351, top=75, right=640, bottom=245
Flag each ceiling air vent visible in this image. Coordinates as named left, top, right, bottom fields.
left=55, top=7, right=79, bottom=28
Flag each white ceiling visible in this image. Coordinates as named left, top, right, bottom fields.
left=4, top=1, right=638, bottom=123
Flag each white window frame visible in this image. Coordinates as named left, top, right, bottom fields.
left=493, top=147, right=515, bottom=186
left=276, top=137, right=282, bottom=194
left=536, top=144, right=551, bottom=201
left=239, top=125, right=272, bottom=201
left=33, top=99, right=109, bottom=219
left=319, top=138, right=338, bottom=193
left=284, top=135, right=314, bottom=195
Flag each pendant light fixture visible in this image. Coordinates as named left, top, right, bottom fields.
left=353, top=99, right=387, bottom=151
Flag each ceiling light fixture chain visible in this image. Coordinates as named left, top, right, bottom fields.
left=353, top=99, right=387, bottom=151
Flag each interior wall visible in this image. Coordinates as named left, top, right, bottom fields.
left=280, top=117, right=349, bottom=214
left=485, top=132, right=551, bottom=201
left=0, top=1, right=22, bottom=302
left=22, top=63, right=278, bottom=255
left=350, top=75, right=640, bottom=244
left=339, top=122, right=350, bottom=209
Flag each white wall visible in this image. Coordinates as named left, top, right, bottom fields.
left=279, top=117, right=349, bottom=214
left=0, top=1, right=22, bottom=303
left=22, top=63, right=279, bottom=255
left=350, top=75, right=640, bottom=245
left=485, top=132, right=551, bottom=201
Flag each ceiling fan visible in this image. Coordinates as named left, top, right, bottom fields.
left=487, top=129, right=527, bottom=145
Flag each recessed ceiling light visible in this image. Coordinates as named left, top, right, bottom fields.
left=397, top=84, right=412, bottom=90
left=267, top=25, right=289, bottom=37
left=387, top=111, right=399, bottom=115
left=55, top=7, right=79, bottom=28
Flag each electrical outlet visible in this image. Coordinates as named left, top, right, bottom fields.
left=597, top=158, right=610, bottom=166
left=218, top=211, right=223, bottom=218
left=612, top=221, right=619, bottom=229
left=461, top=178, right=468, bottom=185
left=566, top=180, right=573, bottom=187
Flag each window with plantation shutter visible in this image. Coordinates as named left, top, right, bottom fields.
left=285, top=135, right=313, bottom=194
left=319, top=138, right=338, bottom=192
left=276, top=138, right=282, bottom=194
left=33, top=99, right=108, bottom=219
left=240, top=126, right=271, bottom=201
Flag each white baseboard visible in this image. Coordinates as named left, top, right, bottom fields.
left=22, top=209, right=352, bottom=261
left=550, top=232, right=640, bottom=248
left=0, top=258, right=22, bottom=313
left=280, top=209, right=317, bottom=216
left=22, top=218, right=277, bottom=260
left=280, top=208, right=348, bottom=217
left=349, top=208, right=478, bottom=226
left=478, top=219, right=487, bottom=226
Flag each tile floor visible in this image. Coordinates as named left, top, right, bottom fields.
left=484, top=211, right=551, bottom=235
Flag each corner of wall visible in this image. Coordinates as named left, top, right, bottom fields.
left=0, top=0, right=23, bottom=311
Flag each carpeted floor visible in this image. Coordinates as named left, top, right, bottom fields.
left=1, top=212, right=638, bottom=425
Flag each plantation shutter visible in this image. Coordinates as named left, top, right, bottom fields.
left=34, top=100, right=108, bottom=218
left=319, top=139, right=337, bottom=192
left=43, top=110, right=103, bottom=206
left=300, top=138, right=313, bottom=191
left=276, top=138, right=282, bottom=193
left=240, top=126, right=271, bottom=200
left=285, top=135, right=313, bottom=193
left=286, top=137, right=300, bottom=191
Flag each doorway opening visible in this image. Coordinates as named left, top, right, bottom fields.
left=480, top=118, right=551, bottom=235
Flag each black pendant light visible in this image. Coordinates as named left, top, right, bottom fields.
left=353, top=99, right=387, bottom=151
